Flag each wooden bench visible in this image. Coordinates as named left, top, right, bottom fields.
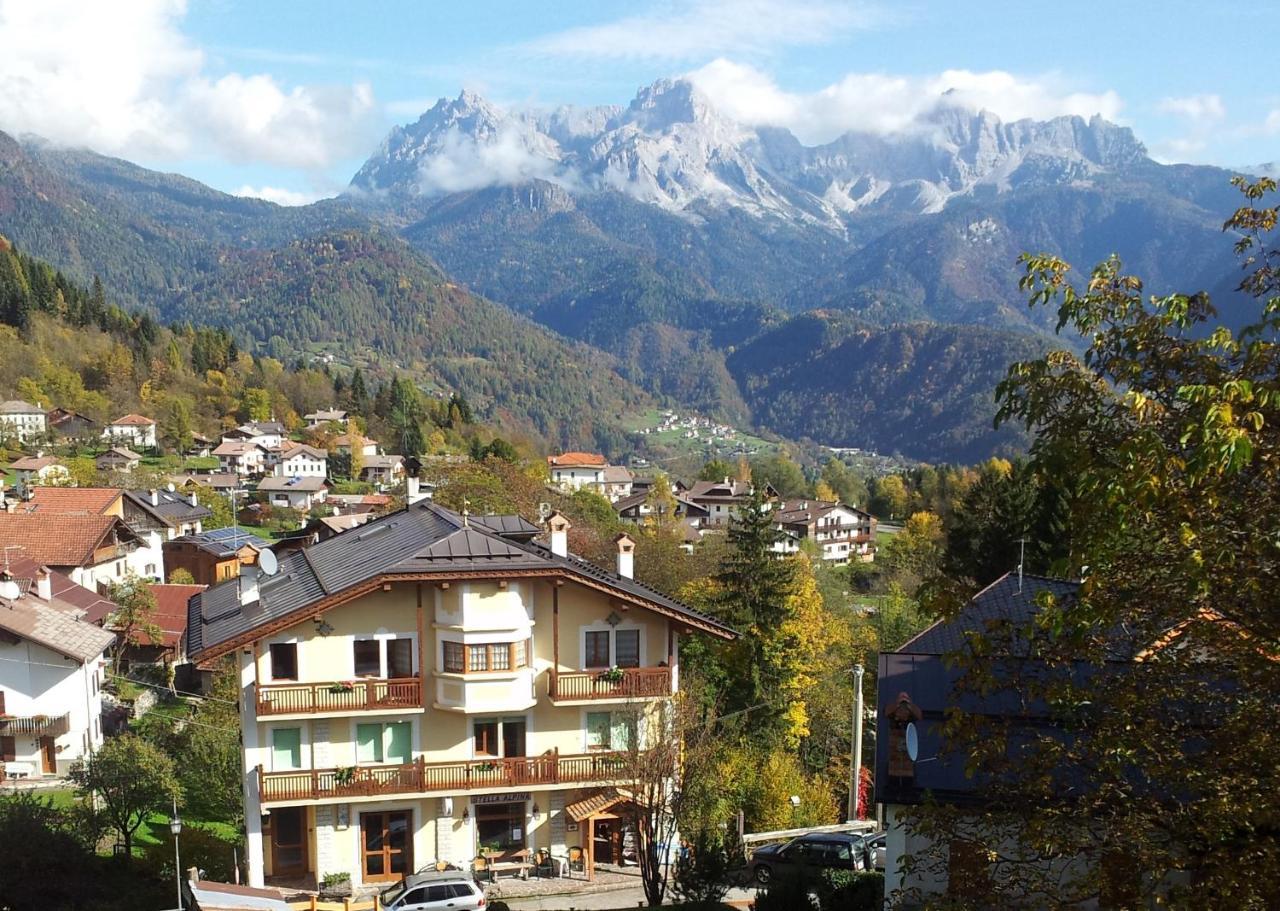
left=480, top=849, right=531, bottom=881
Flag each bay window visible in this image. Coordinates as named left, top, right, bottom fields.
left=440, top=639, right=531, bottom=673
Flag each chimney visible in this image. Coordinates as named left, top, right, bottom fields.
left=189, top=491, right=199, bottom=507
left=239, top=565, right=261, bottom=609
left=547, top=511, right=571, bottom=558
left=406, top=476, right=427, bottom=506
left=614, top=533, right=635, bottom=579
left=35, top=567, right=51, bottom=602
left=150, top=489, right=159, bottom=507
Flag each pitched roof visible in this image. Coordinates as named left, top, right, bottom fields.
left=3, top=553, right=117, bottom=624
left=10, top=455, right=61, bottom=471
left=548, top=452, right=607, bottom=468
left=109, top=413, right=155, bottom=426
left=278, top=443, right=327, bottom=460
left=318, top=513, right=374, bottom=534
left=304, top=409, right=347, bottom=421
left=140, top=583, right=206, bottom=647
left=0, top=514, right=138, bottom=568
left=171, top=472, right=242, bottom=490
left=362, top=454, right=403, bottom=469
left=123, top=489, right=212, bottom=526
left=687, top=478, right=751, bottom=499
left=214, top=441, right=266, bottom=456
left=0, top=400, right=42, bottom=414
left=896, top=573, right=1081, bottom=656
left=25, top=487, right=124, bottom=515
left=98, top=447, right=143, bottom=462
left=0, top=586, right=115, bottom=662
left=169, top=528, right=270, bottom=558
left=258, top=476, right=328, bottom=492
left=188, top=501, right=735, bottom=661
left=331, top=432, right=376, bottom=448
left=602, top=465, right=634, bottom=483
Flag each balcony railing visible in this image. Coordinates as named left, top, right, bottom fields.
left=256, top=678, right=421, bottom=716
left=258, top=749, right=635, bottom=803
left=0, top=712, right=71, bottom=736
left=548, top=667, right=672, bottom=701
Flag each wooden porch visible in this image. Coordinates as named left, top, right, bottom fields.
left=255, top=678, right=421, bottom=716
left=547, top=667, right=671, bottom=701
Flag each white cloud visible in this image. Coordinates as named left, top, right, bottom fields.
left=1158, top=93, right=1226, bottom=124
left=0, top=0, right=378, bottom=171
left=232, top=185, right=326, bottom=207
left=524, top=0, right=881, bottom=61
left=417, top=127, right=572, bottom=195
left=688, top=59, right=1123, bottom=144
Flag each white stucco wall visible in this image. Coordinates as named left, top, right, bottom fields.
left=0, top=637, right=104, bottom=775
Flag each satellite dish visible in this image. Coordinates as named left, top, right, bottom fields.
left=166, top=482, right=176, bottom=493
left=905, top=722, right=920, bottom=762
left=258, top=549, right=279, bottom=577
left=0, top=580, right=20, bottom=601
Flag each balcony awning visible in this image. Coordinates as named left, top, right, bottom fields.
left=566, top=787, right=635, bottom=822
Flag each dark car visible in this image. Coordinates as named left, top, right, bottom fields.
left=750, top=833, right=866, bottom=884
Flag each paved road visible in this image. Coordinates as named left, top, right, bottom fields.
left=504, top=884, right=760, bottom=909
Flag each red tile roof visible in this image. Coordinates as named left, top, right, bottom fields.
left=25, top=487, right=124, bottom=515
left=548, top=451, right=607, bottom=467
left=110, top=413, right=155, bottom=426
left=0, top=514, right=136, bottom=568
left=142, top=583, right=206, bottom=647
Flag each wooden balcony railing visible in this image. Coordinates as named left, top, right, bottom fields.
left=258, top=749, right=635, bottom=803
left=0, top=712, right=71, bottom=736
left=548, top=667, right=672, bottom=701
left=255, top=678, right=421, bottom=716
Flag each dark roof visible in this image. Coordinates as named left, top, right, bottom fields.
left=124, top=489, right=213, bottom=526
left=4, top=553, right=117, bottom=624
left=188, top=501, right=734, bottom=660
left=896, top=573, right=1081, bottom=656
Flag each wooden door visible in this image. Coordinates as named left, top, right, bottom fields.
left=361, top=810, right=412, bottom=883
left=270, top=807, right=308, bottom=876
left=39, top=737, right=56, bottom=774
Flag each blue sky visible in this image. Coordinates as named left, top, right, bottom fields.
left=1, top=0, right=1275, bottom=203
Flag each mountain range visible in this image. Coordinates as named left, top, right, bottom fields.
left=0, top=77, right=1261, bottom=462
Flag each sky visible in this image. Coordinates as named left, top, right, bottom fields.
left=0, top=0, right=1276, bottom=205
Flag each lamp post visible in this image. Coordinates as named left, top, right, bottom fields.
left=848, top=664, right=865, bottom=822
left=170, top=797, right=183, bottom=910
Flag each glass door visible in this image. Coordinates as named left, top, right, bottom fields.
left=361, top=810, right=413, bottom=882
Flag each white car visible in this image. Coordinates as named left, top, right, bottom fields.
left=380, top=871, right=487, bottom=910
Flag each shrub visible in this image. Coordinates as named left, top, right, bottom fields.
left=818, top=869, right=884, bottom=911
left=141, top=823, right=242, bottom=883
left=751, top=868, right=816, bottom=910
left=672, top=830, right=732, bottom=909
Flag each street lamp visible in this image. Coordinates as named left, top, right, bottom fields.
left=170, top=797, right=183, bottom=910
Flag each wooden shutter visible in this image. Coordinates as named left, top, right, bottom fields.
left=0, top=689, right=6, bottom=715
left=0, top=736, right=15, bottom=762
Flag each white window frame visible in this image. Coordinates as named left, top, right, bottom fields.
left=578, top=622, right=646, bottom=669
left=351, top=630, right=418, bottom=679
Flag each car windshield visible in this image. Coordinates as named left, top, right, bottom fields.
left=381, top=881, right=408, bottom=905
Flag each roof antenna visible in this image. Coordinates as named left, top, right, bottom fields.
left=1017, top=536, right=1028, bottom=594
left=2, top=545, right=19, bottom=575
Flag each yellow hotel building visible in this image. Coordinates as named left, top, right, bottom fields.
left=187, top=502, right=735, bottom=889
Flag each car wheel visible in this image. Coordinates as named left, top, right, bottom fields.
left=754, top=865, right=771, bottom=885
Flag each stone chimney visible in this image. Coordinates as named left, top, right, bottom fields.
left=547, top=511, right=571, bottom=558
left=614, top=532, right=635, bottom=579
left=35, top=567, right=51, bottom=602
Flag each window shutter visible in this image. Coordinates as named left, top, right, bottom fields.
left=0, top=735, right=15, bottom=762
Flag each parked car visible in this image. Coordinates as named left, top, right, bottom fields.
left=380, top=871, right=487, bottom=909
left=864, top=832, right=886, bottom=871
left=751, top=833, right=867, bottom=884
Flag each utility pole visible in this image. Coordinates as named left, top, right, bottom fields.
left=848, top=664, right=865, bottom=821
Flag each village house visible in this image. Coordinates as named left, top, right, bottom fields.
left=0, top=562, right=114, bottom=780
left=272, top=443, right=328, bottom=479
left=304, top=408, right=349, bottom=429
left=324, top=493, right=393, bottom=516
left=359, top=454, right=405, bottom=488
left=330, top=433, right=380, bottom=458
left=273, top=512, right=374, bottom=556
left=684, top=478, right=777, bottom=528
left=223, top=422, right=287, bottom=450
left=103, top=413, right=157, bottom=449
left=111, top=582, right=206, bottom=665
left=0, top=510, right=156, bottom=588
left=45, top=408, right=97, bottom=441
left=172, top=473, right=243, bottom=496
left=9, top=453, right=69, bottom=488
left=185, top=504, right=735, bottom=889
left=186, top=432, right=215, bottom=458
left=0, top=400, right=47, bottom=443
left=96, top=446, right=143, bottom=472
left=599, top=465, right=635, bottom=502
left=215, top=440, right=269, bottom=478
left=258, top=475, right=329, bottom=513
left=164, top=528, right=270, bottom=587
left=772, top=499, right=877, bottom=563
left=547, top=452, right=607, bottom=492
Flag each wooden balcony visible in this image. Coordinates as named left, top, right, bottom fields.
left=0, top=712, right=71, bottom=736
left=548, top=667, right=672, bottom=702
left=255, top=678, right=421, bottom=716
left=258, top=749, right=634, bottom=804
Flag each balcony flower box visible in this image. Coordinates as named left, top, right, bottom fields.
left=327, top=682, right=357, bottom=695
left=334, top=766, right=357, bottom=786
left=596, top=667, right=626, bottom=685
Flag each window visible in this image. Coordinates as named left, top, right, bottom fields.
left=491, top=644, right=511, bottom=671
left=585, top=631, right=610, bottom=668
left=474, top=720, right=499, bottom=756
left=513, top=639, right=527, bottom=669
left=269, top=643, right=298, bottom=680
left=586, top=712, right=612, bottom=750
left=357, top=721, right=411, bottom=765
left=387, top=639, right=414, bottom=678
left=468, top=644, right=489, bottom=672
left=443, top=641, right=464, bottom=673
left=353, top=640, right=380, bottom=677
left=614, top=629, right=640, bottom=668
left=474, top=801, right=527, bottom=851
left=272, top=728, right=302, bottom=770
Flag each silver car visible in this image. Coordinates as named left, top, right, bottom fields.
left=380, top=871, right=487, bottom=910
